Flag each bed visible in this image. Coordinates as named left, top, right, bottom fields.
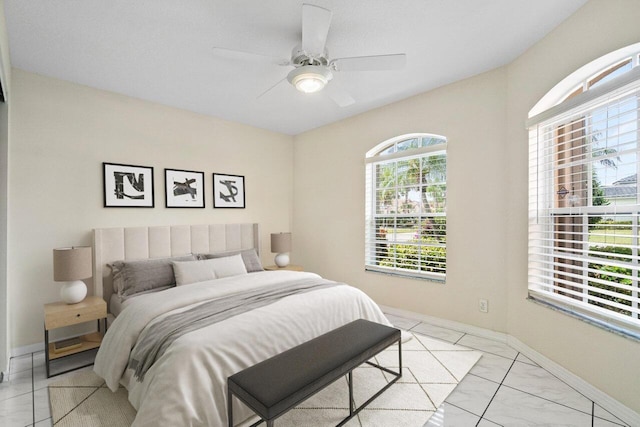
left=91, top=223, right=393, bottom=427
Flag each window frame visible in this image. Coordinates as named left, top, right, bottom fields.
left=528, top=55, right=640, bottom=340
left=365, top=134, right=448, bottom=282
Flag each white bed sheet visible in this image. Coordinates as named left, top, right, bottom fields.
left=109, top=293, right=127, bottom=318
left=109, top=287, right=173, bottom=318
left=94, top=271, right=392, bottom=427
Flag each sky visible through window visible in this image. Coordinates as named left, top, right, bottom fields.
left=591, top=96, right=637, bottom=189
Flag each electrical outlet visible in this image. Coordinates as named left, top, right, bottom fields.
left=479, top=299, right=488, bottom=313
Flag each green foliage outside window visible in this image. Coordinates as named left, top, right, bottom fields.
left=379, top=239, right=446, bottom=274
left=588, top=244, right=633, bottom=316
left=369, top=135, right=447, bottom=278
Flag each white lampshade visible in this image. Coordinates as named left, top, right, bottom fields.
left=53, top=246, right=92, bottom=304
left=271, top=233, right=292, bottom=268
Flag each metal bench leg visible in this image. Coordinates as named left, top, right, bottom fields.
left=398, top=337, right=403, bottom=376
left=228, top=385, right=233, bottom=427
left=348, top=371, right=354, bottom=416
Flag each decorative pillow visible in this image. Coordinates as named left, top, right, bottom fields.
left=110, top=254, right=197, bottom=297
left=172, top=259, right=218, bottom=286
left=199, top=249, right=264, bottom=272
left=206, top=253, right=248, bottom=278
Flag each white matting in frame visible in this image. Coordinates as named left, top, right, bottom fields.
left=213, top=173, right=245, bottom=208
left=165, top=169, right=205, bottom=208
left=103, top=162, right=154, bottom=208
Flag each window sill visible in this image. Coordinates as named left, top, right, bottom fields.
left=527, top=294, right=640, bottom=343
left=365, top=266, right=445, bottom=284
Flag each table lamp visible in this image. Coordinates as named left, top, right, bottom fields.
left=53, top=246, right=92, bottom=304
left=270, top=232, right=291, bottom=268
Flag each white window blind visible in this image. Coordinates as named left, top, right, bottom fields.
left=528, top=75, right=640, bottom=337
left=365, top=135, right=447, bottom=281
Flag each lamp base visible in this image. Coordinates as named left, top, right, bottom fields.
left=274, top=253, right=290, bottom=268
left=60, top=280, right=87, bottom=304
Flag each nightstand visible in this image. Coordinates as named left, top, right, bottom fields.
left=44, top=296, right=107, bottom=378
left=264, top=264, right=304, bottom=272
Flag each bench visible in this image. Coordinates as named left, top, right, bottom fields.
left=227, top=319, right=402, bottom=427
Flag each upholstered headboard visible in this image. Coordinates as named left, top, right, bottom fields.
left=93, top=223, right=260, bottom=312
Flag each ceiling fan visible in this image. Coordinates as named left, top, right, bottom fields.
left=212, top=3, right=407, bottom=107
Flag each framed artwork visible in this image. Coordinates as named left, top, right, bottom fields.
left=165, top=169, right=205, bottom=208
left=213, top=173, right=245, bottom=208
left=103, top=162, right=154, bottom=208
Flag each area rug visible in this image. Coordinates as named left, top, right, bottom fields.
left=49, top=331, right=482, bottom=427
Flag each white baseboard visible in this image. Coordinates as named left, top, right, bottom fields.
left=11, top=341, right=45, bottom=358
left=380, top=305, right=640, bottom=426
left=380, top=304, right=508, bottom=343
left=507, top=336, right=640, bottom=426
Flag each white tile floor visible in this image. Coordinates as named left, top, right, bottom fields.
left=0, top=314, right=632, bottom=427
left=0, top=349, right=97, bottom=427
left=385, top=314, right=631, bottom=427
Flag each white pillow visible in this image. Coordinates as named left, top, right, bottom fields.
left=172, top=259, right=217, bottom=286
left=208, top=253, right=248, bottom=278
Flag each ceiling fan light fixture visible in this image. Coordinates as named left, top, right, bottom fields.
left=287, top=65, right=333, bottom=93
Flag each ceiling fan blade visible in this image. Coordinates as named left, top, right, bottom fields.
left=256, top=77, right=288, bottom=102
left=212, top=47, right=290, bottom=66
left=325, top=81, right=355, bottom=107
left=301, top=4, right=332, bottom=57
left=331, top=53, right=406, bottom=72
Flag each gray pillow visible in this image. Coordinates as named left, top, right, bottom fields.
left=111, top=254, right=197, bottom=297
left=198, top=249, right=264, bottom=272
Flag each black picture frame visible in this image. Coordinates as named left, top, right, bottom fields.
left=165, top=168, right=205, bottom=208
left=103, top=162, right=154, bottom=208
left=212, top=173, right=245, bottom=208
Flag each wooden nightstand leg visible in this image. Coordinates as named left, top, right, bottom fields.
left=44, top=326, right=50, bottom=378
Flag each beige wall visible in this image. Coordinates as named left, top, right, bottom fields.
left=0, top=0, right=10, bottom=374
left=293, top=0, right=640, bottom=414
left=9, top=69, right=294, bottom=348
left=505, top=0, right=640, bottom=413
left=293, top=67, right=510, bottom=332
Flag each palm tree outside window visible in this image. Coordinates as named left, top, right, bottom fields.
left=365, top=134, right=447, bottom=281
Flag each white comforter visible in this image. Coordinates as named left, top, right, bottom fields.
left=94, top=271, right=392, bottom=427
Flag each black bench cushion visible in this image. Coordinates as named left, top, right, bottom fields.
left=228, top=319, right=400, bottom=420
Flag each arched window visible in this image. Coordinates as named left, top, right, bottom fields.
left=365, top=134, right=447, bottom=281
left=528, top=43, right=640, bottom=338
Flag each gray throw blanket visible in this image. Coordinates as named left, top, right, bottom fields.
left=128, top=277, right=340, bottom=381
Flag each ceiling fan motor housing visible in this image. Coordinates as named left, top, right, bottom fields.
left=291, top=44, right=329, bottom=66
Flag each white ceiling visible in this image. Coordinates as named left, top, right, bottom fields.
left=5, top=0, right=588, bottom=135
